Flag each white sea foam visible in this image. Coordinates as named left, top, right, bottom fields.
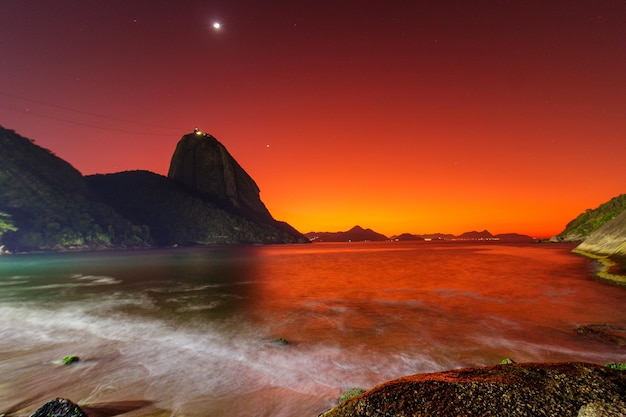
left=0, top=307, right=452, bottom=415
left=0, top=294, right=432, bottom=409
left=148, top=281, right=256, bottom=294
left=0, top=279, right=28, bottom=286
left=73, top=274, right=122, bottom=285
left=147, top=283, right=221, bottom=294
left=2, top=297, right=624, bottom=415
left=17, top=274, right=122, bottom=291
left=174, top=301, right=224, bottom=312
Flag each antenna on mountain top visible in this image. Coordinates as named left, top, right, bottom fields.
left=193, top=127, right=212, bottom=138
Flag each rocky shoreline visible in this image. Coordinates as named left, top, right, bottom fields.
left=319, top=362, right=626, bottom=417
left=573, top=248, right=626, bottom=286
left=18, top=362, right=626, bottom=417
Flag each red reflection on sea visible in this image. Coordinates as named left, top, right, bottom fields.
left=249, top=241, right=626, bottom=368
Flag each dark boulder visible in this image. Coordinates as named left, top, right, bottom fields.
left=320, top=362, right=626, bottom=417
left=577, top=324, right=626, bottom=347
left=30, top=398, right=86, bottom=417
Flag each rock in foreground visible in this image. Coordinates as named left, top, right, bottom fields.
left=30, top=398, right=86, bottom=417
left=320, top=362, right=626, bottom=417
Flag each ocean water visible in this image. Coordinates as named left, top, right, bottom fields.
left=1, top=242, right=625, bottom=416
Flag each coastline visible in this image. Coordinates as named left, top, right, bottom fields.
left=19, top=363, right=626, bottom=417
left=572, top=248, right=626, bottom=286
left=318, top=362, right=626, bottom=417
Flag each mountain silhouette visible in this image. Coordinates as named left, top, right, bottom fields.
left=0, top=126, right=307, bottom=251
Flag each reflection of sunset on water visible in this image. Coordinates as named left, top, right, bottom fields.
left=250, top=241, right=626, bottom=364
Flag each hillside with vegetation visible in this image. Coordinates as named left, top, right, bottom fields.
left=0, top=126, right=151, bottom=251
left=575, top=209, right=626, bottom=257
left=552, top=193, right=626, bottom=284
left=556, top=194, right=626, bottom=242
left=87, top=170, right=306, bottom=245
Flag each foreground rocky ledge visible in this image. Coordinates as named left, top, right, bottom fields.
left=320, top=362, right=626, bottom=417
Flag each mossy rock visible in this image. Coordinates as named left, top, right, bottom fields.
left=577, top=324, right=626, bottom=347
left=320, top=362, right=626, bottom=417
left=62, top=356, right=79, bottom=365
left=339, top=388, right=366, bottom=402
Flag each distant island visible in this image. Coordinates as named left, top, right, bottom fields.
left=305, top=195, right=626, bottom=284
left=305, top=226, right=535, bottom=243
left=0, top=126, right=307, bottom=252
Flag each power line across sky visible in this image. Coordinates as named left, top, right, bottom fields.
left=0, top=91, right=186, bottom=136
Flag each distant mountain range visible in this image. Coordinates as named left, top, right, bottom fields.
left=305, top=226, right=534, bottom=243
left=306, top=226, right=388, bottom=242
left=306, top=194, right=626, bottom=246
left=0, top=126, right=306, bottom=252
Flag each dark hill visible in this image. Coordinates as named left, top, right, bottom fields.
left=555, top=193, right=626, bottom=284
left=0, top=126, right=150, bottom=251
left=305, top=226, right=388, bottom=242
left=87, top=170, right=306, bottom=245
left=164, top=131, right=306, bottom=244
left=457, top=229, right=494, bottom=240
left=575, top=209, right=626, bottom=257
left=168, top=131, right=273, bottom=222
left=391, top=233, right=424, bottom=241
left=495, top=233, right=535, bottom=242
left=556, top=194, right=626, bottom=242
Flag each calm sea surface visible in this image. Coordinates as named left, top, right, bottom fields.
left=1, top=241, right=625, bottom=416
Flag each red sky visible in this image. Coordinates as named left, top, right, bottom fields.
left=1, top=1, right=625, bottom=238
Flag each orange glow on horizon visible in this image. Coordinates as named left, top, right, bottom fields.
left=264, top=191, right=581, bottom=239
